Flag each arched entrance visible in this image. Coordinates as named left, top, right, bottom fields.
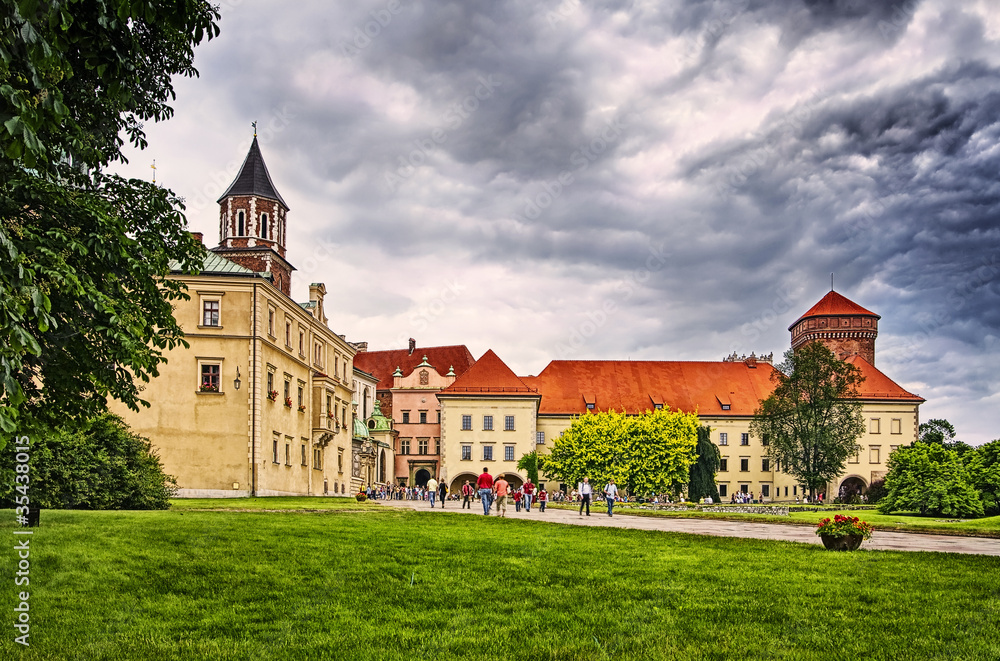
left=415, top=468, right=430, bottom=487
left=498, top=473, right=523, bottom=489
left=449, top=472, right=480, bottom=494
left=839, top=476, right=867, bottom=498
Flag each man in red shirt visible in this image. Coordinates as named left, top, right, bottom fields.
left=522, top=478, right=535, bottom=512
left=477, top=468, right=494, bottom=515
left=461, top=480, right=473, bottom=509
left=538, top=487, right=548, bottom=512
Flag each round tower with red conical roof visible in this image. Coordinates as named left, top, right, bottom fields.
left=789, top=290, right=880, bottom=365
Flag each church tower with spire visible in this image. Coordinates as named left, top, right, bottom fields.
left=789, top=290, right=880, bottom=365
left=214, top=136, right=295, bottom=296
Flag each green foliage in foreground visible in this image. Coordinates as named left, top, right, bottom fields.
left=1, top=508, right=998, bottom=660
left=879, top=441, right=984, bottom=518
left=0, top=414, right=176, bottom=509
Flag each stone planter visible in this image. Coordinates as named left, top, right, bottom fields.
left=355, top=494, right=367, bottom=502
left=820, top=533, right=864, bottom=551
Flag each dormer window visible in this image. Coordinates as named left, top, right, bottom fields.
left=261, top=213, right=268, bottom=238
left=237, top=210, right=245, bottom=236
left=716, top=393, right=732, bottom=411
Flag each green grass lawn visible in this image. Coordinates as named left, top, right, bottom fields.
left=547, top=502, right=1000, bottom=537
left=168, top=496, right=376, bottom=511
left=2, top=506, right=998, bottom=660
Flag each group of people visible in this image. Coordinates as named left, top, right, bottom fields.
left=469, top=469, right=549, bottom=517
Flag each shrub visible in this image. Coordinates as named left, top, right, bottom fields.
left=0, top=414, right=177, bottom=510
left=866, top=478, right=887, bottom=505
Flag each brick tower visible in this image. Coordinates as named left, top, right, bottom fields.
left=214, top=136, right=295, bottom=296
left=789, top=290, right=880, bottom=365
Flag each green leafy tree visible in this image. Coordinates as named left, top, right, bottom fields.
left=918, top=418, right=975, bottom=458
left=687, top=426, right=721, bottom=502
left=967, top=439, right=1000, bottom=516
left=877, top=442, right=984, bottom=518
left=750, top=343, right=866, bottom=499
left=517, top=450, right=540, bottom=484
left=542, top=408, right=700, bottom=498
left=0, top=0, right=219, bottom=439
left=0, top=413, right=177, bottom=509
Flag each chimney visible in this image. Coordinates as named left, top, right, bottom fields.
left=408, top=338, right=416, bottom=355
left=191, top=232, right=204, bottom=244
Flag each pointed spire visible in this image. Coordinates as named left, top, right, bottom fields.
left=217, top=136, right=288, bottom=208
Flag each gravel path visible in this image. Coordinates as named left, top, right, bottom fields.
left=376, top=498, right=1000, bottom=556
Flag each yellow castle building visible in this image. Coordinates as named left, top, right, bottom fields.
left=111, top=137, right=393, bottom=497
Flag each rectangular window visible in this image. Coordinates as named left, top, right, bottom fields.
left=504, top=415, right=515, bottom=431
left=402, top=411, right=410, bottom=424
left=740, top=433, right=749, bottom=446
left=313, top=448, right=322, bottom=469
left=785, top=486, right=788, bottom=497
left=200, top=364, right=220, bottom=392
left=418, top=438, right=428, bottom=455
left=720, top=458, right=728, bottom=472
left=719, top=484, right=728, bottom=498
left=870, top=418, right=881, bottom=434
left=891, top=418, right=902, bottom=435
left=849, top=451, right=860, bottom=464
left=297, top=385, right=303, bottom=407
left=536, top=431, right=545, bottom=444
left=762, top=484, right=770, bottom=498
left=272, top=439, right=279, bottom=463
left=301, top=445, right=307, bottom=466
left=400, top=438, right=411, bottom=454
left=462, top=415, right=472, bottom=430
left=285, top=320, right=292, bottom=347
left=268, top=307, right=275, bottom=336
left=419, top=411, right=428, bottom=424
left=483, top=445, right=493, bottom=461
left=284, top=379, right=290, bottom=401
left=299, top=330, right=305, bottom=355
left=761, top=434, right=770, bottom=446
left=435, top=438, right=440, bottom=454
left=870, top=446, right=881, bottom=464
left=740, top=458, right=749, bottom=472
left=483, top=415, right=494, bottom=431
left=719, top=433, right=728, bottom=446
left=793, top=486, right=797, bottom=495
left=437, top=410, right=442, bottom=424
left=740, top=484, right=749, bottom=494
left=202, top=300, right=220, bottom=327
left=285, top=443, right=290, bottom=466
left=462, top=445, right=472, bottom=460
left=762, top=458, right=770, bottom=472
left=504, top=445, right=515, bottom=462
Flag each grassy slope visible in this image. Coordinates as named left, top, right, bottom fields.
left=0, top=508, right=997, bottom=661
left=547, top=503, right=1000, bottom=537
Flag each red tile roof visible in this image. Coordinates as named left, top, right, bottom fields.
left=790, top=291, right=880, bottom=329
left=524, top=360, right=780, bottom=416
left=438, top=350, right=538, bottom=396
left=845, top=355, right=924, bottom=402
left=352, top=345, right=475, bottom=390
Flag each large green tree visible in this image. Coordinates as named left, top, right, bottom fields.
left=877, top=442, right=984, bottom=518
left=542, top=408, right=700, bottom=498
left=687, top=426, right=721, bottom=502
left=750, top=343, right=866, bottom=498
left=966, top=439, right=1000, bottom=516
left=918, top=418, right=975, bottom=459
left=1, top=1, right=219, bottom=439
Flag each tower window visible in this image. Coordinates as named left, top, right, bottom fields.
left=261, top=213, right=268, bottom=238
left=237, top=210, right=245, bottom=236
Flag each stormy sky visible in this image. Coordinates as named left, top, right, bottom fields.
left=114, top=0, right=1000, bottom=444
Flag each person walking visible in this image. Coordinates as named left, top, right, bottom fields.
left=494, top=474, right=510, bottom=518
left=538, top=487, right=547, bottom=512
left=513, top=487, right=522, bottom=512
left=523, top=478, right=535, bottom=512
left=477, top=468, right=494, bottom=515
left=426, top=476, right=439, bottom=508
left=604, top=478, right=618, bottom=517
left=461, top=480, right=473, bottom=509
left=578, top=477, right=593, bottom=516
left=438, top=481, right=448, bottom=508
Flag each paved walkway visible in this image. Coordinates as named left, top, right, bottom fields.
left=376, top=499, right=1000, bottom=556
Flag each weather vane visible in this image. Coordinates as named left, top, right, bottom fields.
left=252, top=120, right=257, bottom=137
left=150, top=159, right=156, bottom=184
